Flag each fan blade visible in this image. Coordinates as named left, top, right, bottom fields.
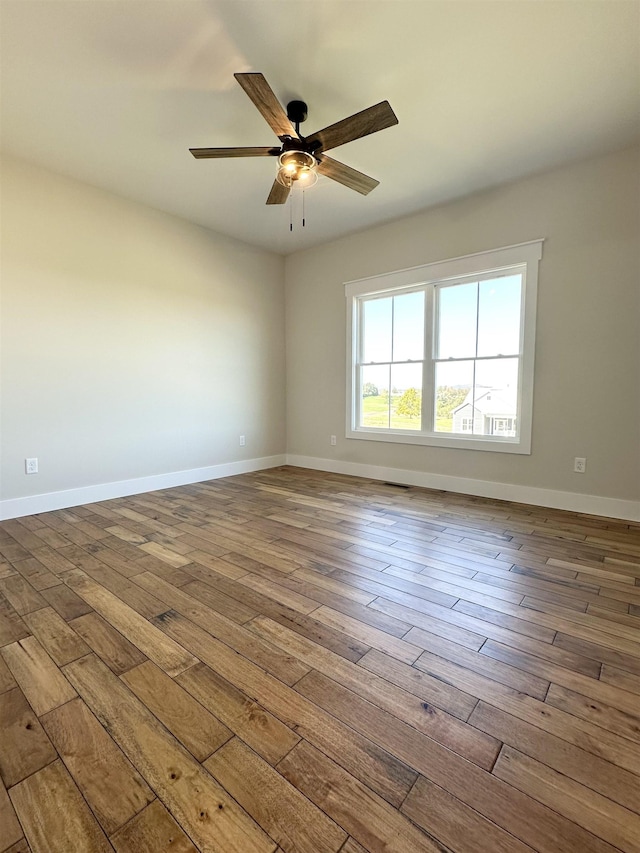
left=234, top=72, right=297, bottom=139
left=266, top=179, right=290, bottom=205
left=316, top=156, right=379, bottom=195
left=190, top=146, right=279, bottom=159
left=306, top=101, right=398, bottom=153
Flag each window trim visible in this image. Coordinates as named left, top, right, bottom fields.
left=345, top=240, right=543, bottom=454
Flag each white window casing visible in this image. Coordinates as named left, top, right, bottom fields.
left=345, top=240, right=544, bottom=454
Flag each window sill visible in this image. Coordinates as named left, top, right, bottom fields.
left=346, top=427, right=531, bottom=454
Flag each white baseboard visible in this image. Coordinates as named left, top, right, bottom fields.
left=0, top=455, right=286, bottom=520
left=2, top=452, right=638, bottom=523
left=286, top=454, right=640, bottom=522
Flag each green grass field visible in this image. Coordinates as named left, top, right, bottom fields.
left=361, top=395, right=453, bottom=432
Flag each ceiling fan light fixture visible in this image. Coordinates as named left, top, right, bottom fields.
left=276, top=149, right=318, bottom=188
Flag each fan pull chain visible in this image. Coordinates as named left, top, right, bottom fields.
left=287, top=186, right=308, bottom=232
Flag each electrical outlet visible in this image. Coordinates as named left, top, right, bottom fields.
left=330, top=435, right=337, bottom=446
left=25, top=457, right=38, bottom=474
left=574, top=457, right=586, bottom=473
left=239, top=435, right=246, bottom=447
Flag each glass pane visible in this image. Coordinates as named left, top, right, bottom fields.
left=477, top=275, right=522, bottom=357
left=437, top=282, right=478, bottom=359
left=393, top=291, right=424, bottom=362
left=434, top=361, right=473, bottom=433
left=472, top=358, right=519, bottom=436
left=390, top=363, right=422, bottom=430
left=360, top=364, right=390, bottom=428
left=362, top=297, right=392, bottom=363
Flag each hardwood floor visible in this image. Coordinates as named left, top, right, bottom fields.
left=1, top=466, right=639, bottom=853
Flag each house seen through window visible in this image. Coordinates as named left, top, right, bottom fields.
left=345, top=241, right=543, bottom=454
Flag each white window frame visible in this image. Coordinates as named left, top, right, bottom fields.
left=345, top=240, right=543, bottom=454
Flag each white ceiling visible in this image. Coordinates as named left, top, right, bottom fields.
left=2, top=1, right=639, bottom=255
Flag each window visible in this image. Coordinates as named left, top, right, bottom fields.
left=492, top=418, right=516, bottom=436
left=345, top=240, right=543, bottom=454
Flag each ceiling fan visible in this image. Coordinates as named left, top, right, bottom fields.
left=190, top=72, right=399, bottom=205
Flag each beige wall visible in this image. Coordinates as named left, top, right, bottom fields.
left=1, top=155, right=285, bottom=501
left=2, top=147, right=638, bottom=517
left=285, top=146, right=640, bottom=505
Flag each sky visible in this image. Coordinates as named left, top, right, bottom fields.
left=360, top=273, right=522, bottom=395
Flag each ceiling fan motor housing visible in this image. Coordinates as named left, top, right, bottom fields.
left=280, top=134, right=320, bottom=160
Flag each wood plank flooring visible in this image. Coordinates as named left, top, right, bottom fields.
left=1, top=466, right=639, bottom=853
